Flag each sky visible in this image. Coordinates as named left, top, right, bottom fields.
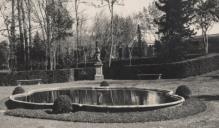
left=0, top=0, right=219, bottom=42
left=65, top=0, right=153, bottom=25
left=110, top=0, right=152, bottom=16
left=66, top=0, right=219, bottom=43
left=79, top=0, right=219, bottom=35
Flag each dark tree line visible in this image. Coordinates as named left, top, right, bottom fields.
left=154, top=0, right=219, bottom=61
left=155, top=0, right=197, bottom=61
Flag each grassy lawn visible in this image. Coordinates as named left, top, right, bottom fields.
left=5, top=98, right=206, bottom=123
left=0, top=70, right=219, bottom=127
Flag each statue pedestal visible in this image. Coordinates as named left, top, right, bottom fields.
left=94, top=62, right=104, bottom=80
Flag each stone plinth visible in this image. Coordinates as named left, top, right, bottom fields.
left=94, top=62, right=104, bottom=80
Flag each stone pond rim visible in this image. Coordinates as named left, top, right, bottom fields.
left=9, top=87, right=185, bottom=112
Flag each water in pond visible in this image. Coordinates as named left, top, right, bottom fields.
left=20, top=88, right=178, bottom=106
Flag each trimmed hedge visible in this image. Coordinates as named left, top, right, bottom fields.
left=105, top=54, right=219, bottom=79
left=100, top=81, right=109, bottom=87
left=12, top=86, right=25, bottom=95
left=0, top=68, right=95, bottom=86
left=175, top=85, right=192, bottom=99
left=53, top=95, right=73, bottom=114
left=74, top=68, right=95, bottom=81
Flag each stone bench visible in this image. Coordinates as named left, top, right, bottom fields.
left=137, top=74, right=162, bottom=80
left=17, top=79, right=42, bottom=86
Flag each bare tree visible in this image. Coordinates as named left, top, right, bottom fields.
left=70, top=0, right=89, bottom=67
left=78, top=13, right=89, bottom=67
left=91, top=11, right=110, bottom=47
left=31, top=0, right=73, bottom=70
left=31, top=0, right=50, bottom=69
left=61, top=0, right=88, bottom=67
left=21, top=0, right=29, bottom=70
left=74, top=0, right=80, bottom=67
left=89, top=0, right=124, bottom=65
left=195, top=0, right=219, bottom=54
left=17, top=0, right=26, bottom=70
left=91, top=12, right=136, bottom=61
left=0, top=0, right=15, bottom=70
left=25, top=0, right=32, bottom=70
left=99, top=0, right=124, bottom=67
left=134, top=2, right=162, bottom=41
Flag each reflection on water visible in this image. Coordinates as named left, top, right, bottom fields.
left=20, top=88, right=177, bottom=106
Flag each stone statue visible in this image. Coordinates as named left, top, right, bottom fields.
left=95, top=47, right=101, bottom=62
left=94, top=42, right=104, bottom=80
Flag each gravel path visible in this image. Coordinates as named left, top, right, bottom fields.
left=0, top=70, right=219, bottom=128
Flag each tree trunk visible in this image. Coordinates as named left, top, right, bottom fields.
left=21, top=0, right=28, bottom=70
left=109, top=3, right=114, bottom=67
left=129, top=49, right=132, bottom=66
left=27, top=0, right=32, bottom=70
left=17, top=0, right=24, bottom=70
left=202, top=29, right=208, bottom=55
left=205, top=32, right=209, bottom=54
left=53, top=49, right=56, bottom=70
left=10, top=0, right=16, bottom=70
left=46, top=9, right=52, bottom=70
left=75, top=0, right=79, bottom=68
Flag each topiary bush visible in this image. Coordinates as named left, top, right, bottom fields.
left=52, top=95, right=72, bottom=114
left=12, top=86, right=25, bottom=95
left=100, top=81, right=109, bottom=87
left=175, top=85, right=192, bottom=99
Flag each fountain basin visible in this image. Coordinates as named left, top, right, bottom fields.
left=9, top=87, right=185, bottom=111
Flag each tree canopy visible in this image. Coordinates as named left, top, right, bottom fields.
left=155, top=0, right=197, bottom=61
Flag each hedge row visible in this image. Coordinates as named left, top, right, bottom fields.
left=103, top=54, right=202, bottom=68
left=105, top=54, right=219, bottom=79
left=0, top=68, right=95, bottom=86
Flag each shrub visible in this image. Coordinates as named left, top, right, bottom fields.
left=175, top=85, right=192, bottom=99
left=12, top=86, right=25, bottom=95
left=100, top=81, right=109, bottom=87
left=52, top=95, right=72, bottom=114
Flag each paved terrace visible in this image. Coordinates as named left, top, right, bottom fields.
left=0, top=70, right=219, bottom=128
